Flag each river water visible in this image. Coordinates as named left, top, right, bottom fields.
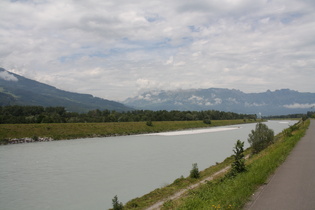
left=0, top=120, right=297, bottom=210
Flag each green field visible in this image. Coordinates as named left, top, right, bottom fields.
left=0, top=119, right=257, bottom=143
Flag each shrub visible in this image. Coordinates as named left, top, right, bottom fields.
left=203, top=119, right=211, bottom=124
left=302, top=115, right=308, bottom=121
left=146, top=120, right=153, bottom=126
left=190, top=163, right=200, bottom=179
left=0, top=138, right=9, bottom=145
left=112, top=195, right=123, bottom=210
left=228, top=140, right=246, bottom=177
left=283, top=128, right=293, bottom=137
left=248, top=123, right=274, bottom=154
left=32, top=135, right=39, bottom=141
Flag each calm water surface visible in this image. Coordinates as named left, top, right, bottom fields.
left=0, top=120, right=297, bottom=210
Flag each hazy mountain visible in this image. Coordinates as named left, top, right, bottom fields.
left=2, top=67, right=314, bottom=116
left=0, top=68, right=132, bottom=113
left=123, top=88, right=315, bottom=116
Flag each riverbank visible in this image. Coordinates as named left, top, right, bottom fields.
left=121, top=119, right=309, bottom=209
left=0, top=119, right=260, bottom=145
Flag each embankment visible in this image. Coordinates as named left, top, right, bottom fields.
left=122, top=119, right=309, bottom=209
left=0, top=119, right=258, bottom=145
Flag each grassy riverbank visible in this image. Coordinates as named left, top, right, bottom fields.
left=0, top=119, right=257, bottom=144
left=122, top=119, right=309, bottom=210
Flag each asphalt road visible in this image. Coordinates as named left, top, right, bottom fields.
left=245, top=120, right=315, bottom=210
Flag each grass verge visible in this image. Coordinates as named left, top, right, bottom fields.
left=123, top=147, right=253, bottom=209
left=160, top=120, right=309, bottom=210
left=0, top=119, right=258, bottom=144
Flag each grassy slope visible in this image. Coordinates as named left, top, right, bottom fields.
left=160, top=120, right=310, bottom=210
left=0, top=119, right=255, bottom=142
left=121, top=120, right=309, bottom=210
left=124, top=154, right=237, bottom=209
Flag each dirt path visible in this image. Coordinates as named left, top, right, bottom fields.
left=145, top=165, right=231, bottom=210
left=244, top=120, right=315, bottom=210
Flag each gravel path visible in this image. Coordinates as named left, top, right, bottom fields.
left=145, top=165, right=231, bottom=210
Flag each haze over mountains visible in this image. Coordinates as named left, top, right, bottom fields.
left=1, top=68, right=314, bottom=116
left=123, top=89, right=315, bottom=116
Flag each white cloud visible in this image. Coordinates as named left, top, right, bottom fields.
left=205, top=102, right=213, bottom=106
left=0, top=71, right=18, bottom=81
left=165, top=56, right=174, bottom=65
left=188, top=95, right=204, bottom=101
left=283, top=103, right=315, bottom=109
left=245, top=102, right=266, bottom=107
left=214, top=98, right=222, bottom=105
left=0, top=0, right=315, bottom=100
left=228, top=98, right=239, bottom=104
left=144, top=94, right=152, bottom=101
left=175, top=101, right=183, bottom=106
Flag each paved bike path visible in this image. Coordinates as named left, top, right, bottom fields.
left=246, top=120, right=315, bottom=210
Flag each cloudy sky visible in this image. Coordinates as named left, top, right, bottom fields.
left=1, top=0, right=315, bottom=101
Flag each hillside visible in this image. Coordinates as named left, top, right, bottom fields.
left=0, top=68, right=132, bottom=113
left=123, top=88, right=315, bottom=116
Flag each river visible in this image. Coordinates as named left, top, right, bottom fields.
left=0, top=120, right=297, bottom=210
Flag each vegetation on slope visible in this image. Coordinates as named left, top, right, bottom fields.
left=121, top=119, right=309, bottom=210
left=161, top=120, right=309, bottom=210
left=0, top=119, right=258, bottom=144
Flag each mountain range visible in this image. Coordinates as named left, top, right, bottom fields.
left=123, top=88, right=315, bottom=116
left=1, top=67, right=314, bottom=115
left=0, top=68, right=132, bottom=113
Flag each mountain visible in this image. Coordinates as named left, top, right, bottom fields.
left=0, top=68, right=132, bottom=113
left=123, top=88, right=315, bottom=116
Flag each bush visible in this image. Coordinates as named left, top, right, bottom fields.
left=146, top=120, right=153, bottom=126
left=228, top=140, right=246, bottom=177
left=112, top=195, right=123, bottom=210
left=248, top=123, right=274, bottom=154
left=190, top=163, right=200, bottom=179
left=302, top=115, right=308, bottom=121
left=203, top=119, right=211, bottom=124
left=0, top=138, right=9, bottom=145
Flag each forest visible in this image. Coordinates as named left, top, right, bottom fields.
left=0, top=105, right=257, bottom=124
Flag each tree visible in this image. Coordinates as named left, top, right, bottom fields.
left=190, top=163, right=200, bottom=179
left=112, top=195, right=123, bottom=210
left=248, top=123, right=274, bottom=154
left=203, top=118, right=211, bottom=124
left=229, top=140, right=246, bottom=177
left=146, top=120, right=153, bottom=126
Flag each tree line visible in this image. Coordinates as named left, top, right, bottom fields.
left=0, top=105, right=257, bottom=124
left=264, top=112, right=313, bottom=120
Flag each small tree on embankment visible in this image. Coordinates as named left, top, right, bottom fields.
left=190, top=163, right=200, bottom=179
left=225, top=139, right=246, bottom=178
left=112, top=195, right=123, bottom=210
left=248, top=122, right=274, bottom=154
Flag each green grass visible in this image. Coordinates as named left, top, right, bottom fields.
left=123, top=148, right=255, bottom=209
left=124, top=155, right=237, bottom=209
left=0, top=119, right=258, bottom=143
left=161, top=120, right=310, bottom=210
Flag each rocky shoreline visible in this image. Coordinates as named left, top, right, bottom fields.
left=1, top=137, right=54, bottom=145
